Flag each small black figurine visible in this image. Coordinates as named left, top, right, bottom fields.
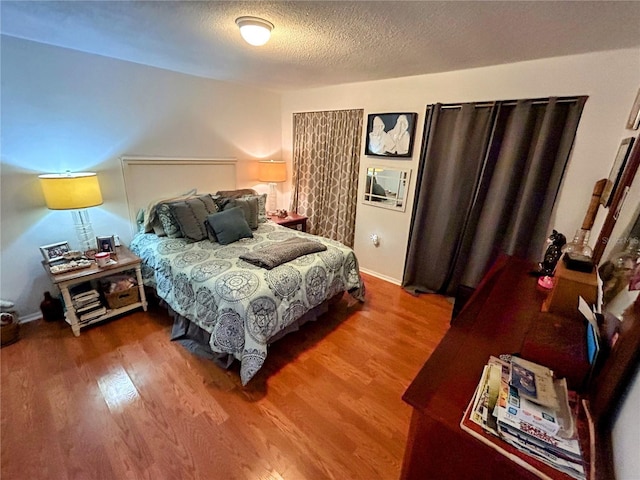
left=537, top=230, right=567, bottom=276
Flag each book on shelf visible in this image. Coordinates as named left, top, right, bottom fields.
left=72, top=289, right=99, bottom=304
left=75, top=300, right=104, bottom=314
left=79, top=306, right=107, bottom=322
left=71, top=287, right=98, bottom=298
left=462, top=355, right=586, bottom=480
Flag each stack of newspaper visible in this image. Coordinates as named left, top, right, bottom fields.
left=468, top=355, right=585, bottom=480
left=72, top=290, right=106, bottom=322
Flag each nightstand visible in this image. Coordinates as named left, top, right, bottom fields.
left=43, top=245, right=148, bottom=336
left=268, top=212, right=308, bottom=232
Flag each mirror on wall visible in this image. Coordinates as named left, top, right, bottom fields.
left=597, top=138, right=640, bottom=320
left=362, top=166, right=411, bottom=212
left=599, top=197, right=640, bottom=320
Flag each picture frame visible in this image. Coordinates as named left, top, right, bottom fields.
left=40, top=241, right=71, bottom=264
left=365, top=112, right=417, bottom=158
left=626, top=88, right=640, bottom=130
left=96, top=235, right=116, bottom=253
left=601, top=137, right=635, bottom=207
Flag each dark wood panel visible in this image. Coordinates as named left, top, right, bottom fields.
left=401, top=256, right=593, bottom=480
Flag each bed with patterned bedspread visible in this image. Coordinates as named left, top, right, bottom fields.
left=130, top=221, right=365, bottom=385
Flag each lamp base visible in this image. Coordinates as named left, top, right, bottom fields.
left=267, top=182, right=278, bottom=214
left=72, top=209, right=96, bottom=253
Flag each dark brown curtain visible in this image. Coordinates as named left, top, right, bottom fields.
left=403, top=97, right=587, bottom=296
left=290, top=109, right=363, bottom=247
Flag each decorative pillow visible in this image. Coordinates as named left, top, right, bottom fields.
left=136, top=209, right=145, bottom=233
left=242, top=193, right=268, bottom=223
left=215, top=188, right=258, bottom=199
left=206, top=207, right=253, bottom=245
left=168, top=194, right=219, bottom=242
left=213, top=195, right=234, bottom=212
left=143, top=189, right=198, bottom=234
left=157, top=203, right=183, bottom=238
left=225, top=196, right=259, bottom=229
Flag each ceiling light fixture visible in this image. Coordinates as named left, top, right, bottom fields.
left=235, top=16, right=274, bottom=46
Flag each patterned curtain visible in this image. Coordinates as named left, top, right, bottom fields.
left=291, top=109, right=363, bottom=247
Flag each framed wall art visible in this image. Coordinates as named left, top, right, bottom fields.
left=365, top=112, right=417, bottom=158
left=601, top=137, right=635, bottom=207
left=626, top=88, right=640, bottom=130
left=40, top=241, right=70, bottom=264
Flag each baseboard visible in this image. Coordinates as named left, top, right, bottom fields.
left=18, top=312, right=42, bottom=324
left=359, top=268, right=402, bottom=286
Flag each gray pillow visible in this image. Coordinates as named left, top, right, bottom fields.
left=242, top=193, right=268, bottom=222
left=168, top=194, right=219, bottom=242
left=225, top=196, right=259, bottom=229
left=206, top=207, right=253, bottom=245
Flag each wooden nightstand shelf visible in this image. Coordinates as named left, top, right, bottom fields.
left=43, top=245, right=148, bottom=336
left=268, top=212, right=308, bottom=232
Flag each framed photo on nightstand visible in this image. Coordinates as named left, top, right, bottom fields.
left=96, top=235, right=116, bottom=253
left=40, top=241, right=71, bottom=263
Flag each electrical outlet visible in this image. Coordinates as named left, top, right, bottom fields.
left=371, top=234, right=380, bottom=247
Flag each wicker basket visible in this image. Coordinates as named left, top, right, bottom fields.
left=104, top=287, right=140, bottom=310
left=1, top=313, right=19, bottom=347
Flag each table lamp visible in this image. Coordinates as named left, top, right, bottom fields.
left=39, top=172, right=103, bottom=253
left=258, top=160, right=287, bottom=213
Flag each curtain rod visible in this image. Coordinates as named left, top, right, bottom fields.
left=437, top=97, right=585, bottom=109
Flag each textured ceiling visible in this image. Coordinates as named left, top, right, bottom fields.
left=2, top=1, right=639, bottom=92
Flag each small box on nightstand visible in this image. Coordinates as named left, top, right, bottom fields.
left=542, top=261, right=598, bottom=317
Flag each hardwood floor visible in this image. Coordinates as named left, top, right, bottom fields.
left=1, top=273, right=451, bottom=480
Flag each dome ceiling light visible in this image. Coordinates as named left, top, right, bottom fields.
left=235, top=16, right=274, bottom=46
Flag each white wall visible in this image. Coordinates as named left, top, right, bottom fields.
left=0, top=36, right=282, bottom=319
left=281, top=48, right=640, bottom=284
left=280, top=48, right=640, bottom=477
left=613, top=366, right=640, bottom=479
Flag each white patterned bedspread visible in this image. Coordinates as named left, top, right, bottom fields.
left=130, top=222, right=365, bottom=385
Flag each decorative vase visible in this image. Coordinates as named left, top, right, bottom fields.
left=40, top=291, right=64, bottom=322
left=563, top=228, right=593, bottom=258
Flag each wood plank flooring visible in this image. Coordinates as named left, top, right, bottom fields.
left=1, top=273, right=451, bottom=480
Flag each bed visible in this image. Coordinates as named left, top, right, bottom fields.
left=122, top=156, right=365, bottom=385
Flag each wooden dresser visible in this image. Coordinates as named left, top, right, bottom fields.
left=400, top=255, right=640, bottom=480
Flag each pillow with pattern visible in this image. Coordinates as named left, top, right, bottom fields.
left=157, top=203, right=183, bottom=238
left=143, top=189, right=198, bottom=234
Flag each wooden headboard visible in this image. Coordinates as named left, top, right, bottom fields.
left=121, top=156, right=237, bottom=234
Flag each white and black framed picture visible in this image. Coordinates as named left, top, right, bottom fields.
left=365, top=112, right=417, bottom=158
left=40, top=241, right=71, bottom=264
left=601, top=137, right=635, bottom=207
left=96, top=235, right=116, bottom=253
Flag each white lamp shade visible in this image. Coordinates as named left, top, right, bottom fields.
left=236, top=16, right=273, bottom=46
left=258, top=160, right=287, bottom=183
left=39, top=172, right=103, bottom=210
